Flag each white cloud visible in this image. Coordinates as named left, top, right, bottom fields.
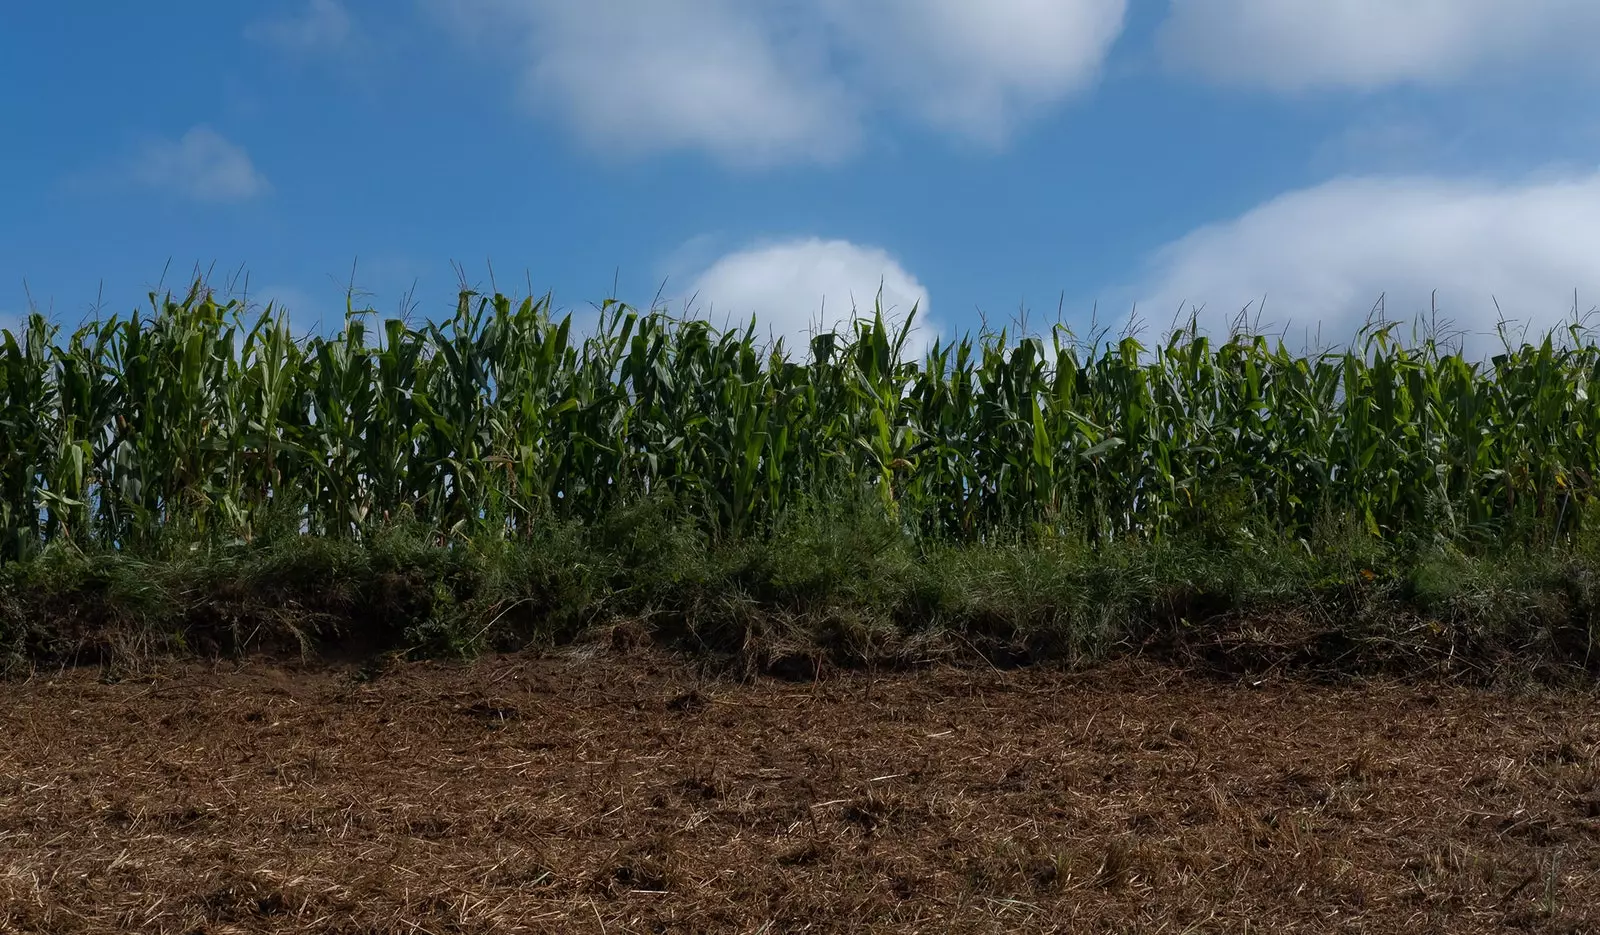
left=1158, top=0, right=1600, bottom=92
left=433, top=0, right=1126, bottom=165
left=132, top=127, right=270, bottom=204
left=497, top=1, right=854, bottom=165
left=1133, top=173, right=1600, bottom=350
left=247, top=0, right=354, bottom=54
left=817, top=0, right=1127, bottom=144
left=683, top=238, right=934, bottom=359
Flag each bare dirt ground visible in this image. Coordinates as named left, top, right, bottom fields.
left=1, top=650, right=1598, bottom=934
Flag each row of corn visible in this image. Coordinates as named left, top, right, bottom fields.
left=1, top=283, right=1596, bottom=560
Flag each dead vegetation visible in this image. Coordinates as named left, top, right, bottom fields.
left=1, top=650, right=1597, bottom=933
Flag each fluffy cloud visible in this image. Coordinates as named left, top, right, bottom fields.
left=683, top=238, right=934, bottom=359
left=131, top=127, right=270, bottom=204
left=1133, top=173, right=1600, bottom=350
left=434, top=0, right=1126, bottom=165
left=817, top=0, right=1127, bottom=143
left=1158, top=0, right=1600, bottom=91
left=490, top=1, right=854, bottom=165
left=247, top=0, right=354, bottom=54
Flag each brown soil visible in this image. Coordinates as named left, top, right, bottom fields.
left=1, top=650, right=1597, bottom=934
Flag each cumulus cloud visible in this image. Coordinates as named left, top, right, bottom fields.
left=1158, top=0, right=1600, bottom=92
left=1133, top=173, right=1600, bottom=350
left=683, top=238, right=934, bottom=359
left=247, top=0, right=354, bottom=54
left=131, top=127, right=270, bottom=204
left=817, top=0, right=1127, bottom=144
left=490, top=2, right=854, bottom=165
left=433, top=0, right=1126, bottom=165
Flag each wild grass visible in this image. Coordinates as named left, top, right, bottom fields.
left=3, top=494, right=1599, bottom=680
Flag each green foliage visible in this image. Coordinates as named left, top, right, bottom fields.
left=4, top=279, right=1600, bottom=676
left=5, top=513, right=1598, bottom=679
left=5, top=282, right=1598, bottom=560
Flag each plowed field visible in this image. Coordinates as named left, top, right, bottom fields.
left=2, top=652, right=1597, bottom=933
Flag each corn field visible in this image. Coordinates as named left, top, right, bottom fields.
left=1, top=283, right=1596, bottom=562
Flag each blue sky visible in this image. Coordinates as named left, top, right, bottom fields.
left=5, top=1, right=1600, bottom=353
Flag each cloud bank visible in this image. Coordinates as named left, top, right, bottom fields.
left=435, top=0, right=1126, bottom=165
left=1159, top=0, right=1600, bottom=92
left=1135, top=173, right=1600, bottom=349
